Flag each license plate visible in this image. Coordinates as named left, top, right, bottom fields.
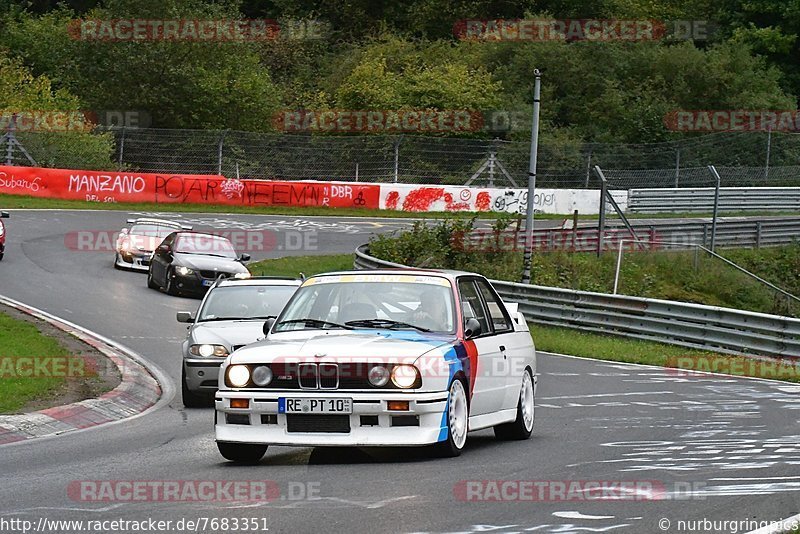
left=279, top=398, right=352, bottom=414
left=202, top=279, right=214, bottom=287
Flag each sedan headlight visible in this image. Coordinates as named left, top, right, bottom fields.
left=234, top=272, right=251, bottom=279
left=189, top=344, right=228, bottom=357
left=227, top=365, right=250, bottom=388
left=251, top=366, right=273, bottom=387
left=391, top=365, right=419, bottom=389
left=175, top=266, right=194, bottom=276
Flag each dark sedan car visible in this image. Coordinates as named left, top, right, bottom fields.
left=147, top=231, right=251, bottom=297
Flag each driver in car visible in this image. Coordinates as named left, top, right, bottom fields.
left=412, top=292, right=450, bottom=332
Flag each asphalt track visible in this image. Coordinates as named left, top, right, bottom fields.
left=1, top=209, right=799, bottom=534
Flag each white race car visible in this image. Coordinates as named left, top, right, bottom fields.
left=114, top=218, right=191, bottom=271
left=214, top=269, right=537, bottom=463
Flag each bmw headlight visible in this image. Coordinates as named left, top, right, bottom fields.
left=251, top=366, right=273, bottom=387
left=175, top=266, right=194, bottom=276
left=368, top=365, right=390, bottom=387
left=234, top=272, right=251, bottom=279
left=391, top=365, right=419, bottom=389
left=227, top=365, right=250, bottom=388
left=189, top=344, right=228, bottom=357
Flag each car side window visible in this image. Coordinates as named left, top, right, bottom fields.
left=476, top=279, right=512, bottom=333
left=457, top=279, right=490, bottom=336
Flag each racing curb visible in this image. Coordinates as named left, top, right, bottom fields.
left=0, top=295, right=161, bottom=444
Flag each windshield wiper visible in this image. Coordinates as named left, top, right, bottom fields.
left=276, top=318, right=353, bottom=330
left=198, top=316, right=248, bottom=322
left=345, top=319, right=431, bottom=332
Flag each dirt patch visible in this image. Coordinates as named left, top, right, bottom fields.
left=0, top=303, right=121, bottom=414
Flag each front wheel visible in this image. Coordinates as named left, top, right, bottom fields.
left=181, top=367, right=209, bottom=408
left=217, top=442, right=268, bottom=464
left=494, top=369, right=535, bottom=440
left=434, top=377, right=469, bottom=457
left=147, top=269, right=159, bottom=289
left=165, top=270, right=178, bottom=295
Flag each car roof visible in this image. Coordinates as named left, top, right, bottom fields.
left=216, top=277, right=302, bottom=288
left=128, top=218, right=183, bottom=227
left=308, top=269, right=479, bottom=282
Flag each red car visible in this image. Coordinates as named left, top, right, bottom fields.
left=0, top=211, right=9, bottom=261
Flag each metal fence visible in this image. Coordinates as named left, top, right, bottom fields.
left=353, top=245, right=800, bottom=358
left=6, top=126, right=800, bottom=188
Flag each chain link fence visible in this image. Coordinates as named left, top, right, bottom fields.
left=4, top=126, right=800, bottom=188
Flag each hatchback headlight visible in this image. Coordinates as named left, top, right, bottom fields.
left=189, top=344, right=228, bottom=357
left=175, top=266, right=194, bottom=276
left=227, top=365, right=250, bottom=388
left=391, top=365, right=419, bottom=389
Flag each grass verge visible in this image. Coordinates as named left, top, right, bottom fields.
left=0, top=311, right=80, bottom=413
left=248, top=254, right=354, bottom=278
left=531, top=323, right=800, bottom=382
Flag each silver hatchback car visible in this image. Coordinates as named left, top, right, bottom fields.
left=177, top=276, right=301, bottom=407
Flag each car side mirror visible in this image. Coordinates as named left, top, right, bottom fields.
left=119, top=227, right=128, bottom=235
left=176, top=311, right=194, bottom=323
left=239, top=253, right=251, bottom=262
left=263, top=316, right=276, bottom=336
left=157, top=244, right=171, bottom=255
left=0, top=211, right=9, bottom=218
left=464, top=318, right=482, bottom=339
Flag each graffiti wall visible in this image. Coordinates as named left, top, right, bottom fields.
left=0, top=166, right=381, bottom=209
left=379, top=184, right=624, bottom=215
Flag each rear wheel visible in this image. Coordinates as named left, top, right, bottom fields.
left=217, top=442, right=268, bottom=464
left=434, top=377, right=469, bottom=457
left=181, top=368, right=209, bottom=408
left=494, top=369, right=535, bottom=440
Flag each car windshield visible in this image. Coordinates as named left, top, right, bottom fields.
left=129, top=223, right=178, bottom=238
left=175, top=234, right=237, bottom=258
left=198, top=285, right=297, bottom=321
left=274, top=274, right=456, bottom=333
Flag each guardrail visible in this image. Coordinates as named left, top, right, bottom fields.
left=354, top=245, right=800, bottom=358
left=628, top=187, right=800, bottom=213
left=468, top=217, right=800, bottom=252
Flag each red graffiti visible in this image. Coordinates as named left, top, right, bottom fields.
left=401, top=188, right=444, bottom=211
left=475, top=191, right=491, bottom=211
left=385, top=190, right=400, bottom=210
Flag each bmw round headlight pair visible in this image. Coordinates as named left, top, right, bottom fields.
left=227, top=365, right=273, bottom=388
left=368, top=365, right=419, bottom=389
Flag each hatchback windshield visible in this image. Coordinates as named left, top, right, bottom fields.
left=175, top=234, right=237, bottom=258
left=199, top=285, right=298, bottom=321
left=274, top=274, right=455, bottom=333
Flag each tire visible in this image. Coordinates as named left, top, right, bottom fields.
left=434, top=377, right=469, bottom=457
left=0, top=252, right=4, bottom=261
left=494, top=369, right=535, bottom=441
left=165, top=269, right=178, bottom=296
left=113, top=253, right=122, bottom=270
left=147, top=269, right=158, bottom=289
left=217, top=442, right=268, bottom=464
left=181, top=367, right=209, bottom=408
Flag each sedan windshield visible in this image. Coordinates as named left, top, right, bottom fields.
left=175, top=234, right=237, bottom=258
left=199, top=285, right=297, bottom=321
left=130, top=224, right=178, bottom=238
left=274, top=275, right=456, bottom=333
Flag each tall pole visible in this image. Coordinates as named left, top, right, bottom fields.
left=521, top=69, right=542, bottom=284
left=708, top=165, right=721, bottom=252
left=765, top=127, right=772, bottom=180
